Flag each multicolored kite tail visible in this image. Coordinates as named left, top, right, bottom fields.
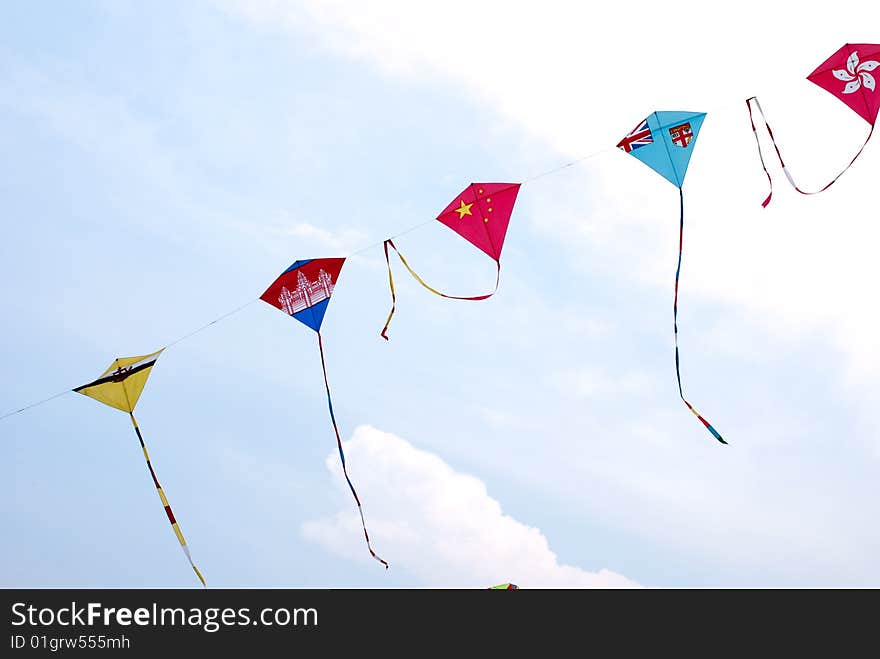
left=317, top=331, right=389, bottom=569
left=380, top=238, right=500, bottom=340
left=674, top=188, right=726, bottom=444
left=128, top=412, right=207, bottom=586
left=746, top=96, right=875, bottom=207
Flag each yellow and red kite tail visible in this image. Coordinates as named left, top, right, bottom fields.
left=317, top=331, right=389, bottom=569
left=674, top=189, right=726, bottom=445
left=128, top=412, right=207, bottom=586
left=380, top=238, right=500, bottom=340
left=746, top=96, right=874, bottom=206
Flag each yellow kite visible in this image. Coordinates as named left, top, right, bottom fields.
left=74, top=349, right=206, bottom=587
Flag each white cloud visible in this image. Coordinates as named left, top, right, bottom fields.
left=302, top=425, right=639, bottom=588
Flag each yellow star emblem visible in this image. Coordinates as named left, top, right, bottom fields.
left=454, top=200, right=474, bottom=219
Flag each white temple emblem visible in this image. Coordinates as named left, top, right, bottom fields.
left=278, top=268, right=335, bottom=315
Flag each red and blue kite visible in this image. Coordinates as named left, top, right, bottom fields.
left=261, top=258, right=388, bottom=569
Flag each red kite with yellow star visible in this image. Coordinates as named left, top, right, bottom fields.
left=381, top=182, right=521, bottom=339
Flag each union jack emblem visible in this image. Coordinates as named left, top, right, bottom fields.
left=669, top=122, right=693, bottom=148
left=616, top=119, right=653, bottom=153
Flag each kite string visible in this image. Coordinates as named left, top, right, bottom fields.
left=0, top=299, right=259, bottom=422
left=521, top=149, right=613, bottom=183
left=0, top=140, right=681, bottom=422
left=1, top=98, right=747, bottom=423
left=0, top=390, right=71, bottom=422
left=0, top=139, right=616, bottom=422
left=164, top=298, right=258, bottom=349
left=347, top=219, right=436, bottom=258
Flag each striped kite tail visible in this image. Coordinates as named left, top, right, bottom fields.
left=317, top=332, right=389, bottom=569
left=380, top=238, right=500, bottom=340
left=128, top=413, right=207, bottom=586
left=746, top=96, right=874, bottom=205
left=673, top=188, right=727, bottom=445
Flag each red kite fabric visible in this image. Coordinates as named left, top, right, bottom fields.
left=261, top=258, right=388, bottom=570
left=381, top=182, right=520, bottom=339
left=746, top=43, right=878, bottom=206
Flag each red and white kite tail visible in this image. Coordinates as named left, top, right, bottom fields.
left=128, top=413, right=207, bottom=587
left=746, top=96, right=875, bottom=206
left=317, top=332, right=389, bottom=570
left=745, top=97, right=775, bottom=207
left=379, top=238, right=500, bottom=340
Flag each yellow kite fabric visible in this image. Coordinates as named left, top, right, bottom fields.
left=73, top=349, right=163, bottom=413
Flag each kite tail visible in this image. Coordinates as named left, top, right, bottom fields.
left=745, top=97, right=775, bottom=208
left=317, top=332, right=389, bottom=569
left=746, top=96, right=874, bottom=206
left=381, top=238, right=500, bottom=340
left=674, top=189, right=726, bottom=445
left=128, top=413, right=207, bottom=587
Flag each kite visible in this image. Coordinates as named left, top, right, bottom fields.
left=73, top=349, right=206, bottom=586
left=381, top=182, right=521, bottom=339
left=617, top=111, right=726, bottom=444
left=746, top=43, right=879, bottom=206
left=489, top=583, right=520, bottom=589
left=260, top=258, right=388, bottom=569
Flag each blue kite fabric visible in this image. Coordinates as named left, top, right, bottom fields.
left=261, top=258, right=389, bottom=568
left=618, top=111, right=725, bottom=445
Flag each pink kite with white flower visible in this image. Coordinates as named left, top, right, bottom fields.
left=746, top=43, right=879, bottom=206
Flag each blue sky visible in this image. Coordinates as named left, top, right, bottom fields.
left=2, top=1, right=879, bottom=588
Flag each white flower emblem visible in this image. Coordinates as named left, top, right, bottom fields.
left=833, top=51, right=879, bottom=94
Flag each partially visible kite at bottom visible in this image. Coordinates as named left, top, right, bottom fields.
left=617, top=111, right=726, bottom=444
left=489, top=583, right=520, bottom=589
left=381, top=182, right=521, bottom=339
left=73, top=349, right=207, bottom=587
left=260, top=258, right=388, bottom=569
left=746, top=43, right=879, bottom=207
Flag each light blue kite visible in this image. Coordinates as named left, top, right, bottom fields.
left=617, top=110, right=725, bottom=444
